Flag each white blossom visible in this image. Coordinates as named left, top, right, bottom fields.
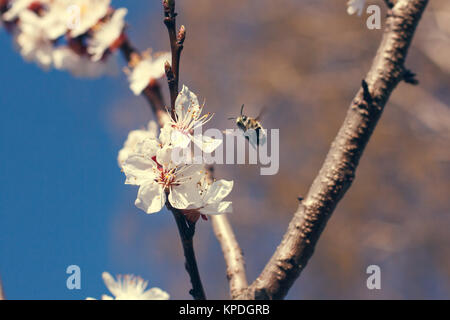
left=122, top=137, right=205, bottom=214
left=87, top=272, right=169, bottom=300
left=128, top=51, right=171, bottom=95
left=2, top=0, right=45, bottom=22
left=87, top=8, right=127, bottom=61
left=14, top=10, right=54, bottom=69
left=64, top=0, right=111, bottom=37
left=52, top=46, right=118, bottom=77
left=164, top=85, right=222, bottom=153
left=117, top=120, right=158, bottom=166
left=347, top=0, right=366, bottom=16
left=190, top=177, right=233, bottom=215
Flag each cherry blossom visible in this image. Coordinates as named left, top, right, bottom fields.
left=87, top=272, right=169, bottom=300
left=164, top=85, right=222, bottom=153
left=122, top=138, right=205, bottom=214
left=87, top=8, right=127, bottom=61
left=2, top=0, right=45, bottom=22
left=14, top=10, right=54, bottom=69
left=127, top=51, right=171, bottom=95
left=52, top=46, right=118, bottom=77
left=117, top=120, right=158, bottom=166
left=58, top=0, right=111, bottom=38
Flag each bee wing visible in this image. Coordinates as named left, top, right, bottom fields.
left=244, top=128, right=266, bottom=149
left=255, top=106, right=268, bottom=121
left=257, top=127, right=267, bottom=146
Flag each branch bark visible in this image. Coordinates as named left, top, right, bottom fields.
left=239, top=0, right=428, bottom=300
left=170, top=206, right=206, bottom=300
left=207, top=167, right=248, bottom=299
left=163, top=0, right=184, bottom=113
left=211, top=215, right=248, bottom=299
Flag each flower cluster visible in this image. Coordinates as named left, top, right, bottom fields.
left=87, top=272, right=170, bottom=300
left=0, top=0, right=127, bottom=76
left=119, top=86, right=233, bottom=220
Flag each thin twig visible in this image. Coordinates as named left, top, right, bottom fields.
left=239, top=0, right=428, bottom=300
left=170, top=205, right=207, bottom=300
left=163, top=0, right=185, bottom=115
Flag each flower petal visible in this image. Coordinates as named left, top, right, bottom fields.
left=192, top=134, right=222, bottom=153
left=203, top=179, right=234, bottom=204
left=156, top=145, right=174, bottom=168
left=144, top=288, right=170, bottom=300
left=122, top=155, right=155, bottom=185
left=102, top=272, right=121, bottom=297
left=200, top=201, right=233, bottom=215
left=169, top=182, right=202, bottom=209
left=135, top=183, right=166, bottom=214
left=171, top=130, right=192, bottom=149
left=175, top=85, right=200, bottom=120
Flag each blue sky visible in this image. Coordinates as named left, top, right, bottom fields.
left=0, top=1, right=174, bottom=300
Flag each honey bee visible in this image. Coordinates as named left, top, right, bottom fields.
left=229, top=105, right=267, bottom=147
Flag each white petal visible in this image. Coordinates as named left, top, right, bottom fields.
left=102, top=272, right=121, bottom=297
left=169, top=182, right=202, bottom=209
left=171, top=130, right=192, bottom=149
left=177, top=164, right=204, bottom=183
left=135, top=183, right=166, bottom=214
left=200, top=201, right=233, bottom=215
left=146, top=121, right=158, bottom=138
left=192, top=134, right=222, bottom=153
left=159, top=125, right=173, bottom=145
left=122, top=155, right=155, bottom=185
left=175, top=85, right=199, bottom=119
left=144, top=288, right=170, bottom=300
left=135, top=138, right=159, bottom=157
left=118, top=130, right=156, bottom=166
left=203, top=180, right=234, bottom=204
left=156, top=145, right=174, bottom=168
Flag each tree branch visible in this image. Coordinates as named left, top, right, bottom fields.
left=120, top=3, right=246, bottom=300
left=170, top=205, right=207, bottom=300
left=211, top=215, right=248, bottom=299
left=207, top=166, right=248, bottom=299
left=163, top=0, right=185, bottom=114
left=240, top=0, right=428, bottom=300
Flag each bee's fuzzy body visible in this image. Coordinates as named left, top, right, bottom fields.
left=231, top=103, right=267, bottom=147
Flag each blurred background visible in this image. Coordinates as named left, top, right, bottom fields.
left=0, top=0, right=449, bottom=299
